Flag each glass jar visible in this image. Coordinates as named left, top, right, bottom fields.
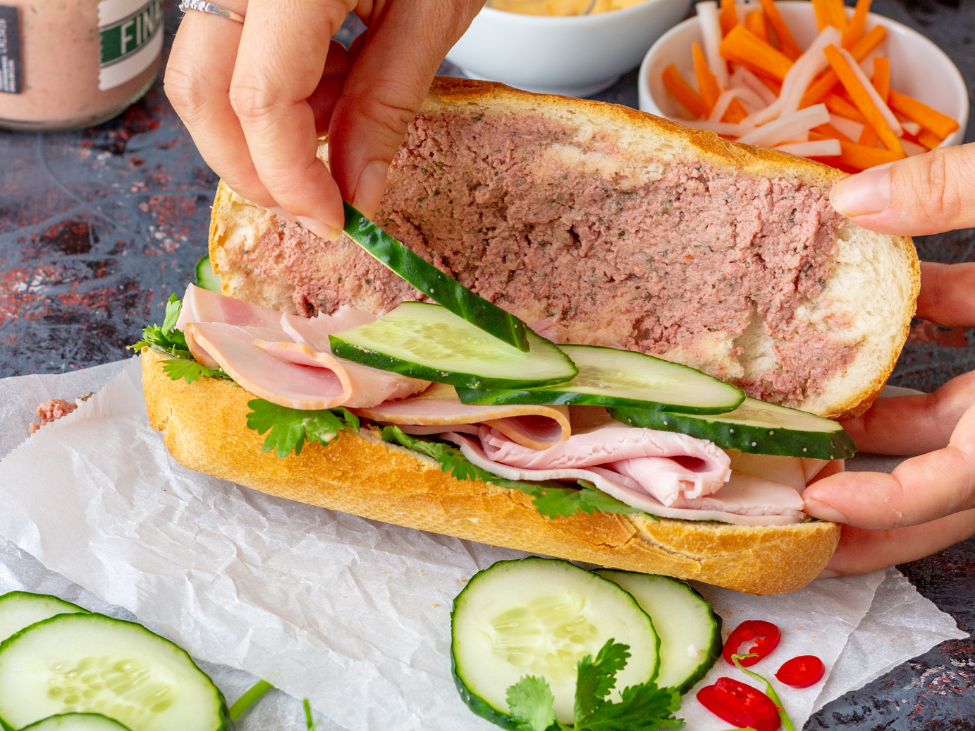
left=0, top=0, right=162, bottom=131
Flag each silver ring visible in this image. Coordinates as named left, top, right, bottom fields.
left=179, top=0, right=245, bottom=23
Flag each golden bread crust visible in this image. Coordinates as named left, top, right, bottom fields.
left=143, top=349, right=839, bottom=595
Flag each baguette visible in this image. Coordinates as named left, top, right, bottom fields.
left=143, top=79, right=919, bottom=595
left=142, top=348, right=839, bottom=595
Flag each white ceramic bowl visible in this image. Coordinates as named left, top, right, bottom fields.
left=446, top=0, right=694, bottom=98
left=638, top=1, right=967, bottom=147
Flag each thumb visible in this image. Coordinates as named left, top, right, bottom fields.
left=328, top=0, right=483, bottom=219
left=829, top=143, right=975, bottom=236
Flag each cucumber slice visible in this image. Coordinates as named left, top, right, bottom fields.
left=21, top=713, right=133, bottom=730
left=194, top=256, right=221, bottom=292
left=611, top=397, right=856, bottom=460
left=0, top=614, right=230, bottom=731
left=0, top=591, right=88, bottom=644
left=456, top=344, right=744, bottom=414
left=343, top=203, right=529, bottom=351
left=330, top=302, right=577, bottom=390
left=596, top=571, right=721, bottom=693
left=451, top=557, right=659, bottom=726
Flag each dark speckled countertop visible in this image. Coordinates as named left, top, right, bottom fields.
left=1, top=0, right=973, bottom=728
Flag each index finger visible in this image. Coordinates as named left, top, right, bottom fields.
left=917, top=261, right=975, bottom=328
left=229, top=0, right=354, bottom=238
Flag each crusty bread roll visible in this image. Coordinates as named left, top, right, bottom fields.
left=142, top=79, right=921, bottom=595
left=210, top=78, right=918, bottom=420
left=142, top=349, right=839, bottom=595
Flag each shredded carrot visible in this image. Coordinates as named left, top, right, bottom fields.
left=872, top=57, right=890, bottom=102
left=811, top=123, right=854, bottom=143
left=723, top=98, right=750, bottom=123
left=720, top=0, right=738, bottom=36
left=842, top=0, right=872, bottom=48
left=888, top=90, right=960, bottom=140
left=720, top=25, right=793, bottom=82
left=917, top=128, right=944, bottom=150
left=663, top=64, right=708, bottom=119
left=818, top=159, right=865, bottom=174
left=838, top=140, right=904, bottom=170
left=811, top=0, right=832, bottom=31
left=758, top=0, right=802, bottom=60
left=824, top=45, right=905, bottom=156
left=693, top=43, right=721, bottom=115
left=858, top=125, right=879, bottom=147
left=824, top=93, right=867, bottom=123
left=827, top=0, right=848, bottom=30
left=744, top=10, right=770, bottom=44
left=800, top=25, right=887, bottom=107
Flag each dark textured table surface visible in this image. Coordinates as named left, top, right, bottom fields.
left=1, top=0, right=974, bottom=728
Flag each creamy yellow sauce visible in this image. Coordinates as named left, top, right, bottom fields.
left=489, top=0, right=647, bottom=16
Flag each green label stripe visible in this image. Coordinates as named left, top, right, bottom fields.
left=100, top=0, right=163, bottom=67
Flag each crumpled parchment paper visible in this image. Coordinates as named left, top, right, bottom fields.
left=0, top=359, right=965, bottom=730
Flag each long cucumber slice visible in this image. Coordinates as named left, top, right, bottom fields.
left=0, top=614, right=231, bottom=731
left=330, top=302, right=577, bottom=389
left=343, top=203, right=529, bottom=351
left=21, top=714, right=133, bottom=730
left=456, top=344, right=744, bottom=414
left=451, top=557, right=659, bottom=726
left=596, top=571, right=721, bottom=693
left=611, top=397, right=856, bottom=459
left=0, top=591, right=88, bottom=644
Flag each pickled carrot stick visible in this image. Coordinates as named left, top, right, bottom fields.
left=693, top=43, right=722, bottom=114
left=800, top=25, right=887, bottom=106
left=824, top=93, right=867, bottom=123
left=812, top=0, right=832, bottom=31
left=917, top=128, right=944, bottom=150
left=827, top=0, right=848, bottom=31
left=811, top=122, right=854, bottom=143
left=758, top=0, right=802, bottom=59
left=824, top=45, right=904, bottom=155
left=745, top=10, right=770, bottom=43
left=842, top=0, right=872, bottom=49
left=720, top=25, right=793, bottom=81
left=663, top=64, right=708, bottom=118
left=858, top=124, right=878, bottom=147
left=720, top=0, right=738, bottom=36
left=872, top=57, right=890, bottom=102
left=697, top=1, right=730, bottom=87
left=888, top=90, right=961, bottom=139
left=723, top=97, right=750, bottom=123
left=839, top=140, right=903, bottom=169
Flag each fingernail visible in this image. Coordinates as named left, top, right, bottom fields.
left=817, top=569, right=839, bottom=580
left=803, top=499, right=849, bottom=524
left=296, top=216, right=341, bottom=242
left=268, top=206, right=297, bottom=223
left=352, top=161, right=389, bottom=220
left=830, top=164, right=892, bottom=216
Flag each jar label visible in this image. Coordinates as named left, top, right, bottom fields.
left=0, top=5, right=21, bottom=95
left=98, top=0, right=163, bottom=91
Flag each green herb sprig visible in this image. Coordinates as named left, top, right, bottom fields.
left=248, top=400, right=360, bottom=458
left=505, top=639, right=684, bottom=731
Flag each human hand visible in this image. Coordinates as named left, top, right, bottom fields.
left=165, top=0, right=483, bottom=240
left=803, top=260, right=975, bottom=575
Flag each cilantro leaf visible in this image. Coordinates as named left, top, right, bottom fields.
left=160, top=358, right=226, bottom=384
left=162, top=293, right=182, bottom=334
left=577, top=681, right=683, bottom=731
left=575, top=641, right=630, bottom=723
left=131, top=294, right=191, bottom=357
left=534, top=481, right=649, bottom=520
left=506, top=676, right=558, bottom=731
left=247, top=399, right=359, bottom=458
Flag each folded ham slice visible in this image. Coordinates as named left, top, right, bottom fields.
left=355, top=383, right=571, bottom=450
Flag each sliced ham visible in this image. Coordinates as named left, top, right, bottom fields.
left=280, top=309, right=377, bottom=348
left=446, top=433, right=804, bottom=526
left=355, top=383, right=571, bottom=450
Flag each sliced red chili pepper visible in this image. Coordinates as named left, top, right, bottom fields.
left=723, top=620, right=781, bottom=667
left=696, top=677, right=782, bottom=731
left=776, top=655, right=825, bottom=688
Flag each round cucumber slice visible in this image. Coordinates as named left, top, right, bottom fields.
left=456, top=344, right=744, bottom=414
left=194, top=256, right=221, bottom=293
left=0, top=614, right=230, bottom=731
left=451, top=557, right=659, bottom=726
left=21, top=713, right=133, bottom=730
left=596, top=571, right=721, bottom=693
left=0, top=591, right=88, bottom=644
left=343, top=203, right=529, bottom=351
left=611, top=397, right=856, bottom=459
left=329, top=302, right=578, bottom=390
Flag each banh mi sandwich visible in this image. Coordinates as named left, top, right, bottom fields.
left=140, top=78, right=919, bottom=596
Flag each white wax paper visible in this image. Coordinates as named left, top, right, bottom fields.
left=0, top=359, right=965, bottom=731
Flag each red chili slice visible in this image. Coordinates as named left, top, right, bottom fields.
left=696, top=677, right=782, bottom=731
left=776, top=655, right=826, bottom=688
left=723, top=620, right=781, bottom=667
